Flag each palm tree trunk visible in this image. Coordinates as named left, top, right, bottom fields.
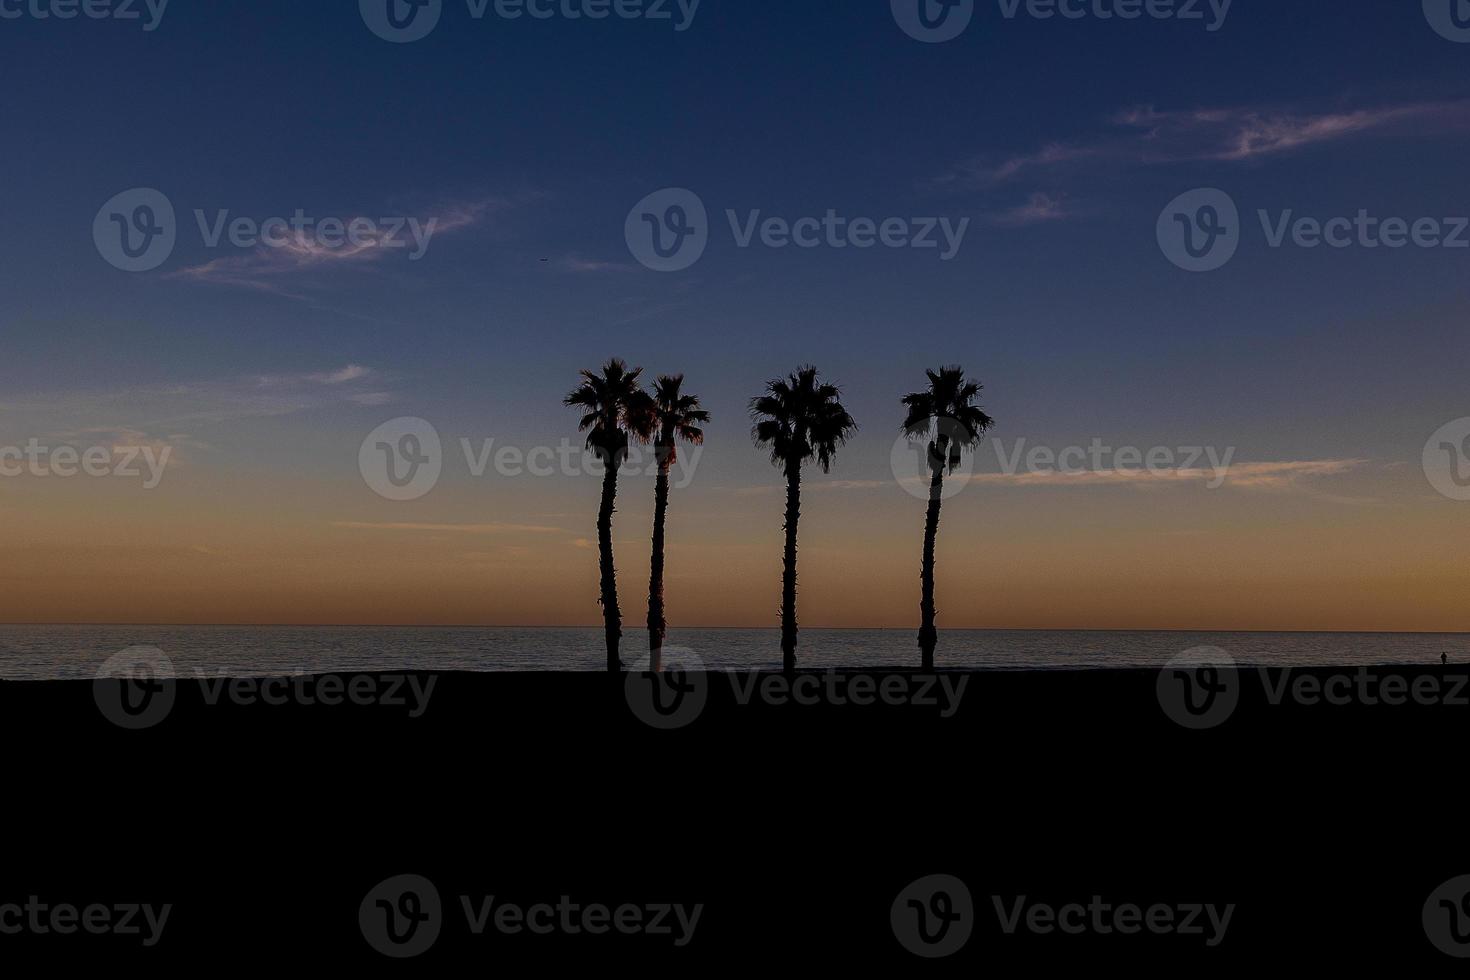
left=781, top=460, right=801, bottom=673
left=647, top=456, right=671, bottom=672
left=597, top=459, right=622, bottom=672
left=919, top=464, right=944, bottom=671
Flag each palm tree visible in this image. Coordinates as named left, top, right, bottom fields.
left=629, top=375, right=710, bottom=672
left=751, top=366, right=858, bottom=673
left=901, top=367, right=994, bottom=670
left=565, top=358, right=646, bottom=672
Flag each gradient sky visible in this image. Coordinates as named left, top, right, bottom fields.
left=3, top=1, right=1470, bottom=630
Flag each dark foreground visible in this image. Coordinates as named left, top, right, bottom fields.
left=4, top=665, right=1467, bottom=968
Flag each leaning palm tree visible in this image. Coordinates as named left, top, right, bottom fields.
left=901, top=367, right=994, bottom=670
left=751, top=366, right=858, bottom=673
left=629, top=375, right=710, bottom=672
left=565, top=358, right=646, bottom=672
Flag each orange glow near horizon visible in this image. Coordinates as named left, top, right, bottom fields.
left=4, top=448, right=1468, bottom=633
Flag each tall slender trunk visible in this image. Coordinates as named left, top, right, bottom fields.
left=597, top=459, right=622, bottom=672
left=781, top=460, right=802, bottom=673
left=918, top=451, right=945, bottom=671
left=647, top=452, right=671, bottom=672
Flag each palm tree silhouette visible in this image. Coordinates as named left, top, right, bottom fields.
left=751, top=366, right=858, bottom=673
left=629, top=375, right=710, bottom=673
left=565, top=358, right=646, bottom=672
left=901, top=367, right=994, bottom=670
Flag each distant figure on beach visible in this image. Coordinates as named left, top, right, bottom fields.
left=1443, top=652, right=1449, bottom=666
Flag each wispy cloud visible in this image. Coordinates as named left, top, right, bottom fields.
left=0, top=364, right=397, bottom=441
left=166, top=196, right=510, bottom=292
left=1111, top=102, right=1460, bottom=161
left=732, top=458, right=1373, bottom=499
left=557, top=254, right=637, bottom=273
left=950, top=458, right=1370, bottom=491
left=332, top=521, right=568, bottom=535
left=937, top=99, right=1470, bottom=188
left=988, top=192, right=1075, bottom=226
left=306, top=364, right=372, bottom=385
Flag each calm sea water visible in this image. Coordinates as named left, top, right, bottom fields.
left=0, top=625, right=1466, bottom=679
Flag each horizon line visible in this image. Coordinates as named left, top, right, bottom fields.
left=3, top=623, right=1468, bottom=636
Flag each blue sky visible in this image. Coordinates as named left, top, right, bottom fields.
left=3, top=1, right=1470, bottom=628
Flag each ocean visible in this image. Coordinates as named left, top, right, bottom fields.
left=0, top=624, right=1465, bottom=679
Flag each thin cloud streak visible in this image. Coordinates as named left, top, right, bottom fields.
left=166, top=196, right=510, bottom=290
left=950, top=458, right=1370, bottom=489
left=988, top=192, right=1075, bottom=226
left=0, top=365, right=397, bottom=440
left=730, top=459, right=1373, bottom=497
left=332, top=522, right=570, bottom=535
left=937, top=99, right=1470, bottom=188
